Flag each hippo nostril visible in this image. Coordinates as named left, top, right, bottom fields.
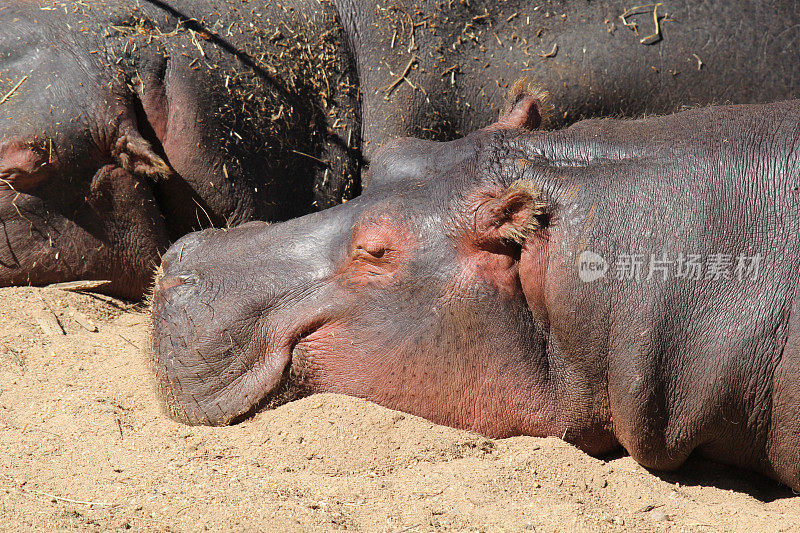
left=157, top=275, right=189, bottom=291
left=153, top=272, right=200, bottom=309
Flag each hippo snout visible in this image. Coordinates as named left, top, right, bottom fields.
left=154, top=224, right=262, bottom=302
left=150, top=221, right=305, bottom=426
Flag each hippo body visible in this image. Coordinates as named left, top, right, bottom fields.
left=153, top=98, right=800, bottom=490
left=3, top=0, right=800, bottom=297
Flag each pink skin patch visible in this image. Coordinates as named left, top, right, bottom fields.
left=0, top=142, right=49, bottom=193
left=337, top=215, right=417, bottom=286
left=454, top=185, right=536, bottom=299
left=157, top=275, right=186, bottom=292
left=519, top=230, right=550, bottom=315
left=138, top=82, right=169, bottom=142
left=456, top=243, right=522, bottom=299
left=291, top=202, right=561, bottom=439
left=294, top=316, right=563, bottom=439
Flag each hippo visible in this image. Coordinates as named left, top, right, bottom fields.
left=152, top=91, right=800, bottom=491
left=3, top=0, right=800, bottom=298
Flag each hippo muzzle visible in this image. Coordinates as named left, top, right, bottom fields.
left=151, top=210, right=351, bottom=425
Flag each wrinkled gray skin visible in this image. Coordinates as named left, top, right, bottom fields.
left=3, top=0, right=800, bottom=298
left=153, top=98, right=800, bottom=491
left=0, top=0, right=358, bottom=298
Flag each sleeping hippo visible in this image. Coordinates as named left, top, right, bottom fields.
left=152, top=90, right=800, bottom=490
left=3, top=0, right=800, bottom=297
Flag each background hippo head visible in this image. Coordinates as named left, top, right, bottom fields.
left=153, top=89, right=800, bottom=491
left=0, top=1, right=358, bottom=299
left=0, top=91, right=171, bottom=299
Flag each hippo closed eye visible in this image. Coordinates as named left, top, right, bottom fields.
left=152, top=85, right=800, bottom=491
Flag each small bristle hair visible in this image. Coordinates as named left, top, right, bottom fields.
left=501, top=179, right=550, bottom=244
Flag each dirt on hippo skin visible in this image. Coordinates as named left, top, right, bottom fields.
left=0, top=286, right=797, bottom=532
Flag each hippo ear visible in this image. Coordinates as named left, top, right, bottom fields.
left=474, top=180, right=549, bottom=248
left=112, top=132, right=172, bottom=179
left=487, top=77, right=553, bottom=132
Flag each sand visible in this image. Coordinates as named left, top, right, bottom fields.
left=0, top=286, right=797, bottom=532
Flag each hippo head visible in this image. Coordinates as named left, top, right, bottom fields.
left=0, top=117, right=171, bottom=298
left=0, top=18, right=178, bottom=300
left=151, top=82, right=614, bottom=452
left=0, top=8, right=282, bottom=300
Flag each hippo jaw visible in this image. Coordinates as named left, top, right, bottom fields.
left=151, top=282, right=303, bottom=426
left=151, top=286, right=296, bottom=427
left=151, top=270, right=306, bottom=426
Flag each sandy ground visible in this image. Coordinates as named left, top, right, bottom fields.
left=0, top=286, right=798, bottom=532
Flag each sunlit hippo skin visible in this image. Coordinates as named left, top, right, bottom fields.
left=4, top=1, right=800, bottom=298
left=153, top=92, right=800, bottom=490
left=0, top=0, right=358, bottom=299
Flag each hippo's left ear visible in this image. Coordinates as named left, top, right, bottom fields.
left=113, top=132, right=172, bottom=179
left=474, top=180, right=549, bottom=249
left=486, top=77, right=553, bottom=132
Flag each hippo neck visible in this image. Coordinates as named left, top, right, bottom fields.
left=510, top=103, right=800, bottom=474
